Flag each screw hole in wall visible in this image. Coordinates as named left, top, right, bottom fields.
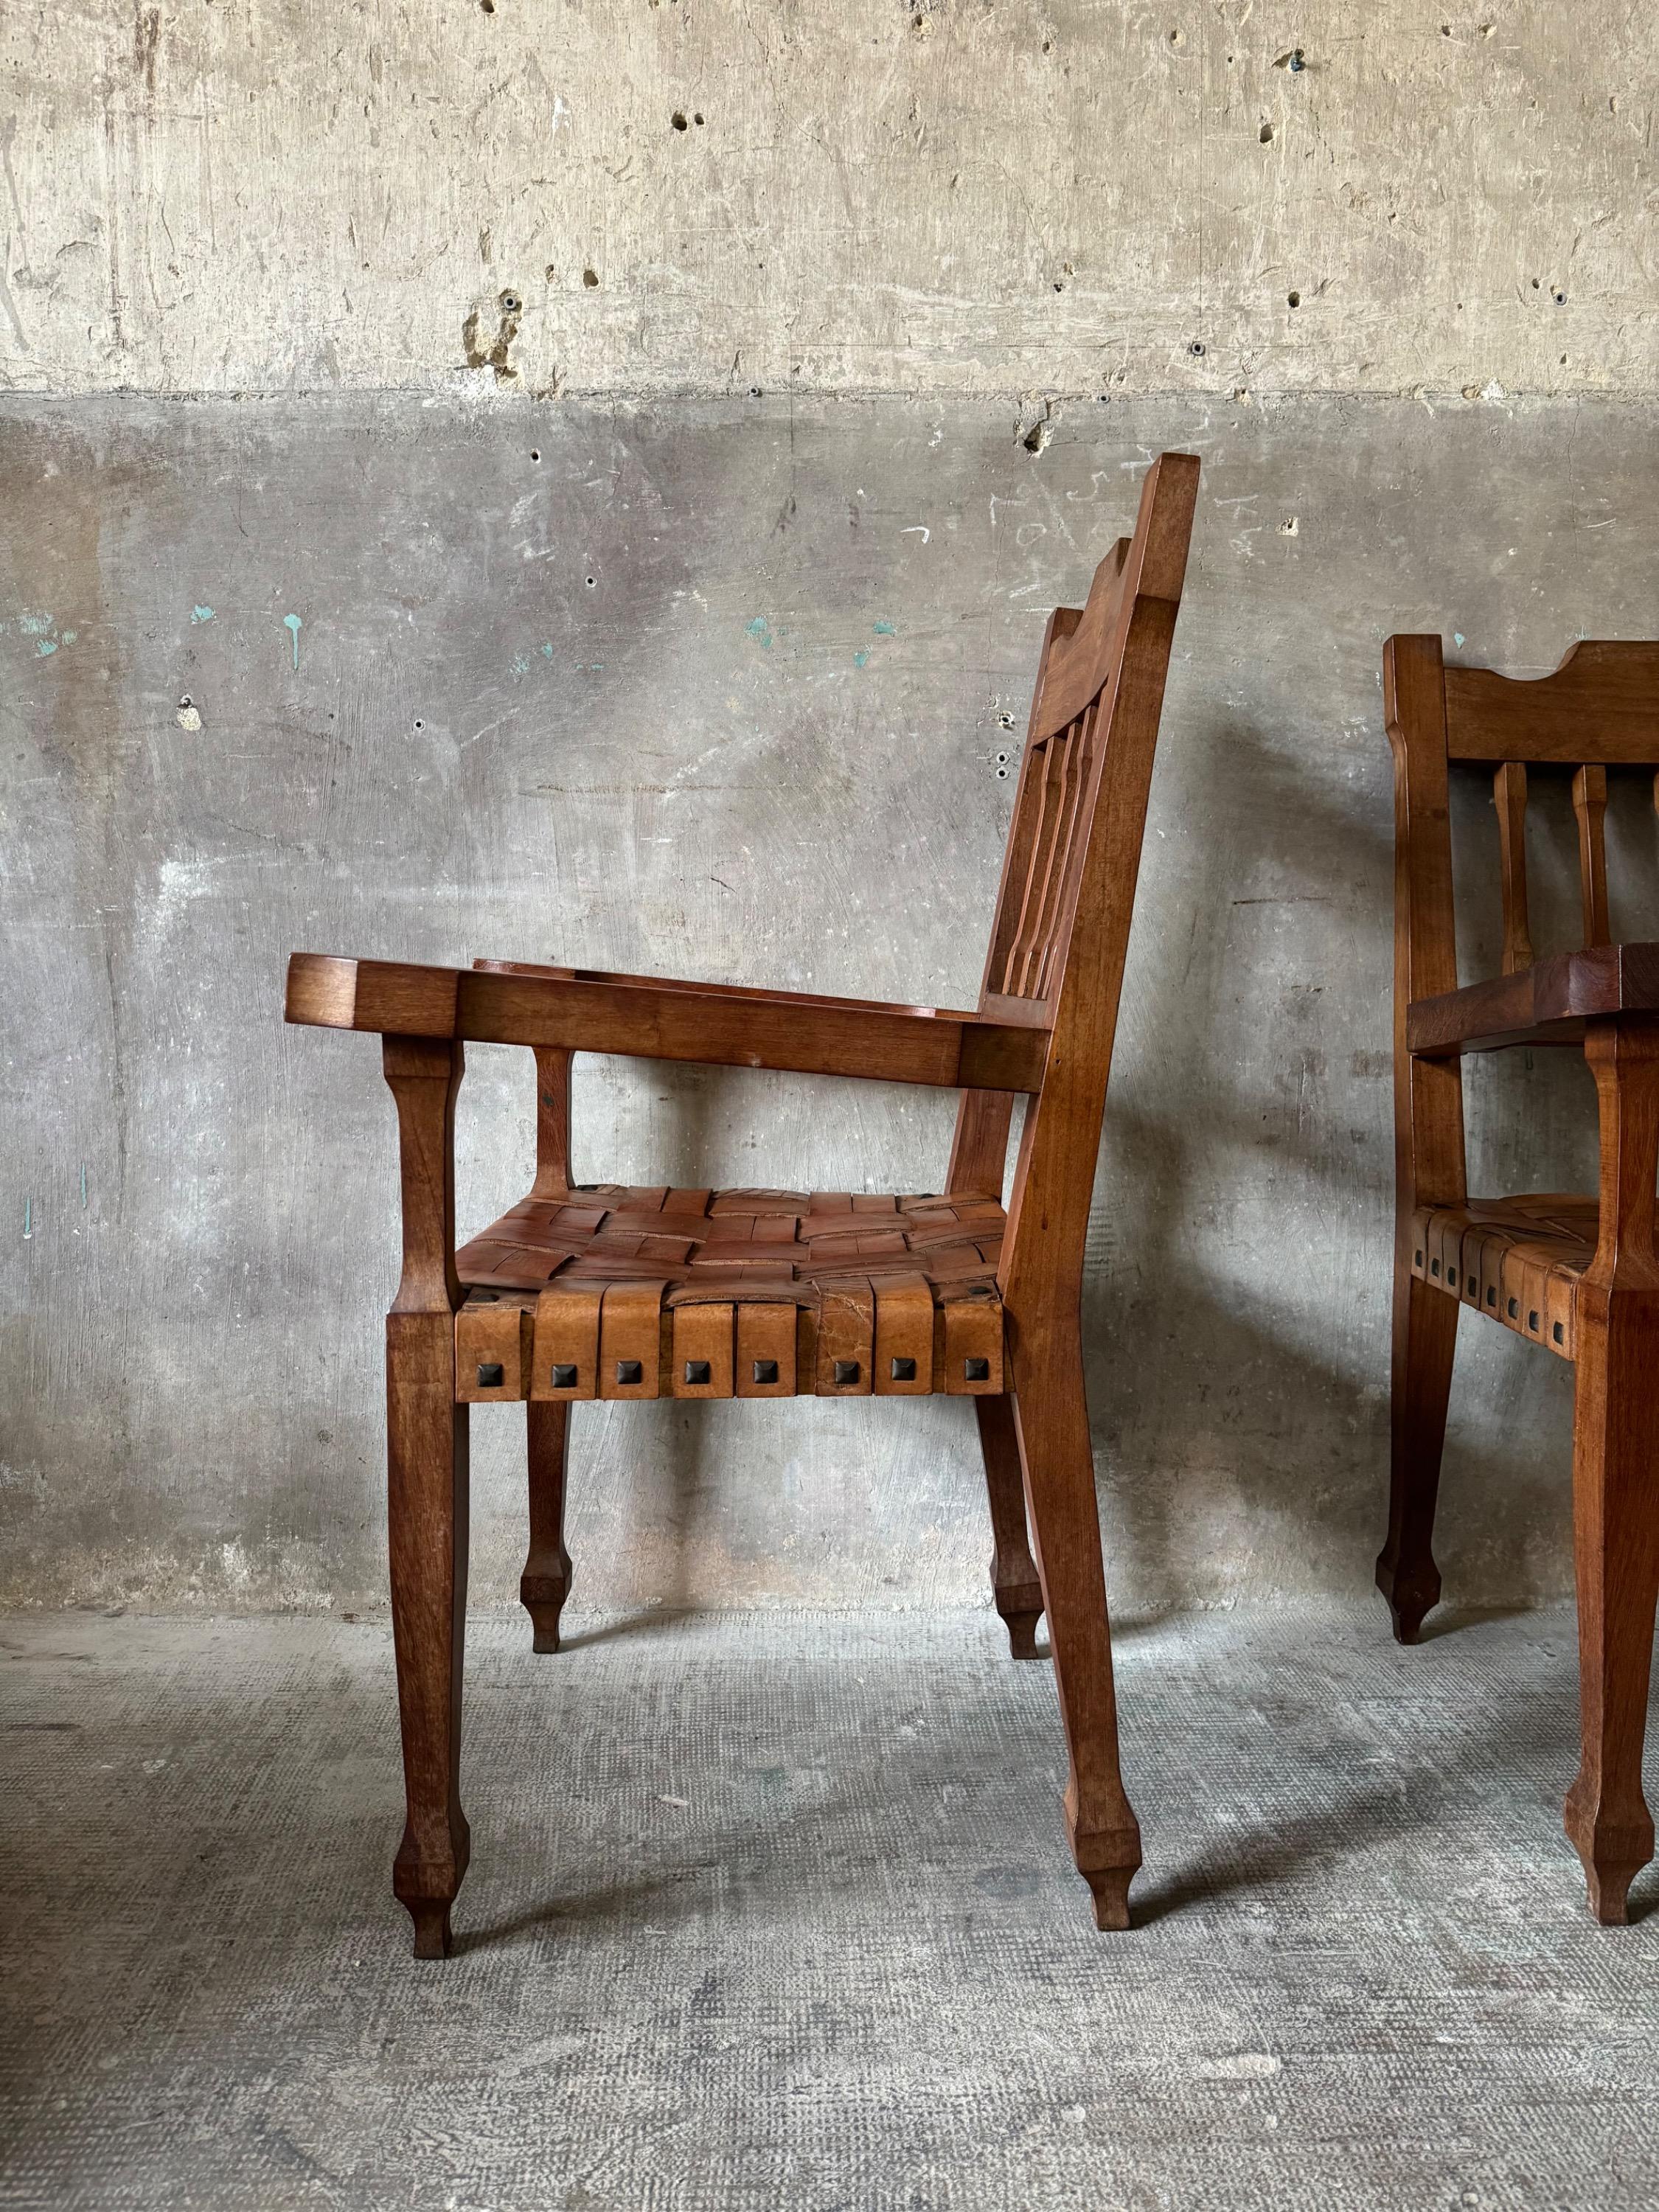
left=672, top=110, right=688, bottom=130
left=414, top=719, right=424, bottom=730
left=585, top=576, right=597, bottom=588
left=530, top=448, right=541, bottom=462
left=1287, top=291, right=1301, bottom=307
left=1189, top=340, right=1205, bottom=355
left=500, top=291, right=521, bottom=313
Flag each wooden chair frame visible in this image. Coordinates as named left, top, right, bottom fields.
left=287, top=453, right=1200, bottom=1955
left=1381, top=631, right=1659, bottom=1922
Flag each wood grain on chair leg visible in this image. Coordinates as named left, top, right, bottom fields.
left=383, top=1035, right=470, bottom=1960
left=975, top=1394, right=1044, bottom=1658
left=1377, top=1265, right=1459, bottom=1643
left=523, top=1399, right=573, bottom=1653
left=1011, top=1339, right=1140, bottom=1929
left=1564, top=1018, right=1659, bottom=1924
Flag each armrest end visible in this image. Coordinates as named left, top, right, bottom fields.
left=285, top=953, right=459, bottom=1037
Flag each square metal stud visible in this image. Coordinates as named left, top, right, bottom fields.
left=684, top=1359, right=712, bottom=1385
left=615, top=1359, right=643, bottom=1385
left=476, top=1363, right=505, bottom=1389
left=832, top=1360, right=860, bottom=1386
left=963, top=1357, right=991, bottom=1382
left=752, top=1358, right=779, bottom=1385
left=551, top=1363, right=578, bottom=1389
left=889, top=1356, right=917, bottom=1382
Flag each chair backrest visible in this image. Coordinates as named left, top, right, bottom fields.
left=1388, top=635, right=1659, bottom=994
left=948, top=450, right=1200, bottom=1322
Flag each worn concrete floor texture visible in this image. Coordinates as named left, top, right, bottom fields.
left=3, top=1602, right=1658, bottom=2211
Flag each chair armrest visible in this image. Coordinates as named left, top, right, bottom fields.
left=285, top=953, right=1048, bottom=1093
left=1408, top=942, right=1659, bottom=1057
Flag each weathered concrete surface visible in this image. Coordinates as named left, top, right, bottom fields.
left=4, top=1604, right=1659, bottom=2211
left=4, top=390, right=1657, bottom=1614
left=1, top=1, right=1651, bottom=400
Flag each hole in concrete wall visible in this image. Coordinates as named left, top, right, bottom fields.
left=1259, top=121, right=1274, bottom=142
left=694, top=112, right=704, bottom=125
left=1287, top=291, right=1301, bottom=307
left=1189, top=340, right=1206, bottom=355
left=500, top=290, right=521, bottom=313
left=1554, top=289, right=1567, bottom=305
left=479, top=0, right=494, bottom=10
left=585, top=576, right=597, bottom=588
left=414, top=719, right=424, bottom=730
left=582, top=268, right=599, bottom=286
left=672, top=110, right=689, bottom=130
left=998, top=713, right=1016, bottom=728
left=530, top=448, right=541, bottom=462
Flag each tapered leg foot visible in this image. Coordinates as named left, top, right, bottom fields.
left=1377, top=1565, right=1440, bottom=1647
left=406, top=1899, right=455, bottom=1959
left=1081, top=1861, right=1135, bottom=1933
left=1379, top=1267, right=1458, bottom=1645
left=524, top=1401, right=572, bottom=1655
left=1003, top=1608, right=1043, bottom=1660
left=975, top=1395, right=1046, bottom=1664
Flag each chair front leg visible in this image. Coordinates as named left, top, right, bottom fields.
left=387, top=1317, right=470, bottom=1956
left=383, top=1035, right=470, bottom=1959
left=1564, top=1018, right=1659, bottom=1924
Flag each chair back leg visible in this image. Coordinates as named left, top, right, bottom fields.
left=975, top=1394, right=1044, bottom=1658
left=1008, top=1330, right=1141, bottom=1927
left=523, top=1401, right=574, bottom=1653
left=1377, top=1266, right=1460, bottom=1642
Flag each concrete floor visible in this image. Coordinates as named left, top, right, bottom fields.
left=3, top=1604, right=1658, bottom=2211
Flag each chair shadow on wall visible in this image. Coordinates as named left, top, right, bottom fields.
left=1075, top=714, right=1585, bottom=1632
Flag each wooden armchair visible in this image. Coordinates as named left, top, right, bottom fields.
left=285, top=451, right=1200, bottom=1957
left=1380, top=632, right=1659, bottom=1922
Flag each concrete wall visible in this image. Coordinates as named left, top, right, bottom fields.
left=2, top=1, right=1655, bottom=1616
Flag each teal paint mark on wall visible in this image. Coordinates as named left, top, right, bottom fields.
left=282, top=613, right=302, bottom=669
left=872, top=619, right=897, bottom=636
left=745, top=616, right=773, bottom=650
left=854, top=649, right=870, bottom=667
left=35, top=638, right=57, bottom=656
left=18, top=613, right=51, bottom=636
left=540, top=641, right=554, bottom=658
left=192, top=605, right=215, bottom=624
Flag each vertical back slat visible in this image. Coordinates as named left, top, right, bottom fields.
left=1014, top=716, right=1088, bottom=996
left=1494, top=761, right=1533, bottom=974
left=1034, top=700, right=1102, bottom=1000
left=1002, top=733, right=1070, bottom=995
left=1572, top=763, right=1611, bottom=946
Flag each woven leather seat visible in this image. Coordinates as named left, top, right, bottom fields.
left=1409, top=1192, right=1597, bottom=1360
left=455, top=1186, right=1006, bottom=1401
